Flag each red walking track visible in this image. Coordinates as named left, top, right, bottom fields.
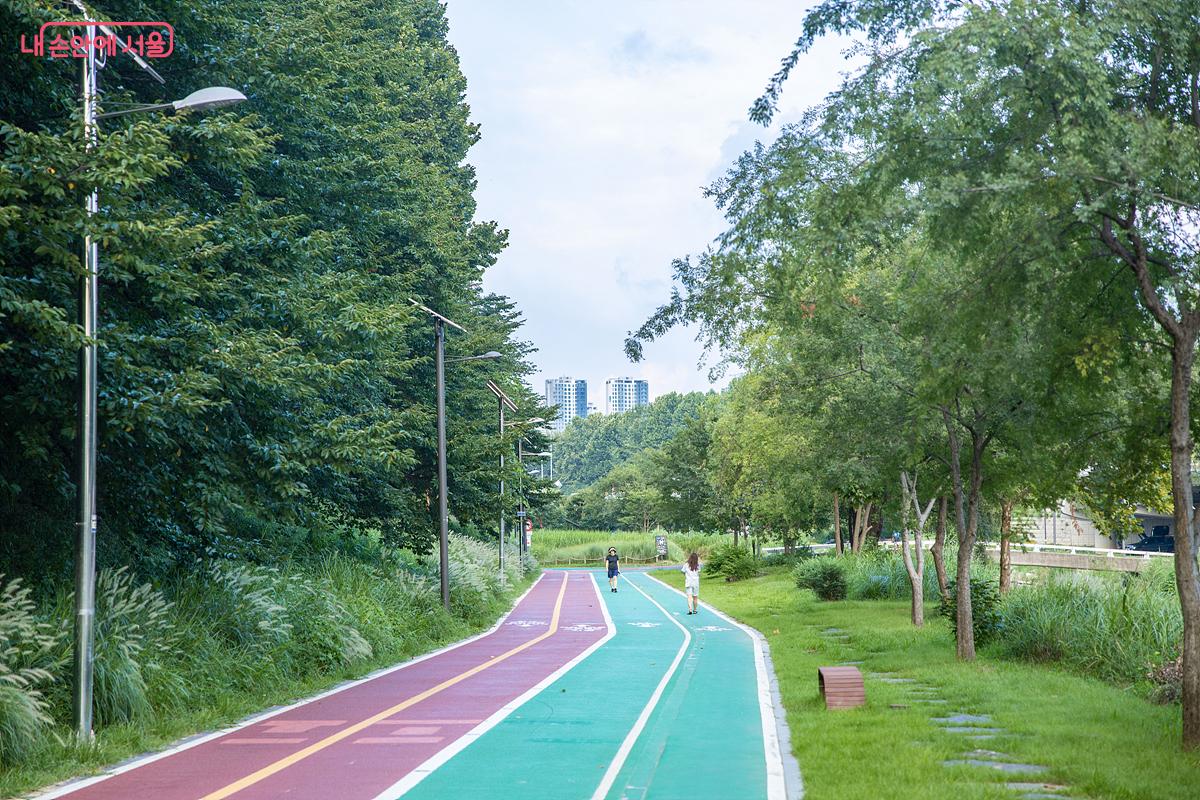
left=45, top=571, right=605, bottom=800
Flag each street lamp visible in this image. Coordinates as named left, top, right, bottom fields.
left=72, top=22, right=246, bottom=741
left=485, top=381, right=518, bottom=574
left=516, top=443, right=552, bottom=556
left=410, top=299, right=502, bottom=610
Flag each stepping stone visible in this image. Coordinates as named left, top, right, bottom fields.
left=1006, top=783, right=1068, bottom=793
left=942, top=759, right=1047, bottom=774
left=914, top=699, right=949, bottom=704
left=966, top=734, right=997, bottom=740
left=822, top=627, right=845, bottom=633
left=878, top=677, right=915, bottom=683
left=1019, top=794, right=1068, bottom=799
left=964, top=749, right=1010, bottom=759
left=934, top=714, right=992, bottom=725
left=944, top=726, right=1000, bottom=734
left=837, top=660, right=864, bottom=665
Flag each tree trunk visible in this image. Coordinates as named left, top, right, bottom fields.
left=944, top=407, right=979, bottom=661
left=931, top=496, right=949, bottom=598
left=833, top=492, right=842, bottom=556
left=852, top=502, right=873, bottom=553
left=999, top=499, right=1014, bottom=593
left=900, top=472, right=935, bottom=627
left=1167, top=335, right=1200, bottom=750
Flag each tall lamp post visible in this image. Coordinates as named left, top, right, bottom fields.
left=72, top=13, right=246, bottom=740
left=485, top=381, right=517, bottom=573
left=411, top=298, right=501, bottom=610
left=517, top=441, right=552, bottom=556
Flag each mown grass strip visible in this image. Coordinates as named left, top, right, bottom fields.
left=652, top=568, right=1199, bottom=800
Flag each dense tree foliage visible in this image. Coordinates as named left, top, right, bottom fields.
left=629, top=0, right=1200, bottom=748
left=0, top=0, right=549, bottom=580
left=551, top=391, right=708, bottom=492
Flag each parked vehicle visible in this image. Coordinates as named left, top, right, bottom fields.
left=1127, top=535, right=1175, bottom=553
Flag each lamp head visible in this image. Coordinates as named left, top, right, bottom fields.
left=173, top=87, right=247, bottom=113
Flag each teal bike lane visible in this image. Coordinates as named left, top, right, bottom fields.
left=396, top=570, right=792, bottom=800
left=604, top=572, right=785, bottom=800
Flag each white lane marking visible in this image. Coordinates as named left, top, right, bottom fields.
left=695, top=625, right=731, bottom=632
left=627, top=621, right=661, bottom=628
left=30, top=574, right=550, bottom=800
left=380, top=572, right=616, bottom=799
left=590, top=574, right=691, bottom=800
left=650, top=575, right=792, bottom=800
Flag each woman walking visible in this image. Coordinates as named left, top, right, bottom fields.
left=681, top=552, right=701, bottom=614
left=605, top=547, right=620, bottom=593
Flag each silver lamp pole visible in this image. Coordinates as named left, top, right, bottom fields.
left=435, top=318, right=449, bottom=609
left=69, top=16, right=245, bottom=736
left=73, top=34, right=100, bottom=742
left=485, top=381, right=518, bottom=574
left=411, top=299, right=503, bottom=609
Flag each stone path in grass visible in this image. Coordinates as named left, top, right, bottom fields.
left=822, top=626, right=1088, bottom=800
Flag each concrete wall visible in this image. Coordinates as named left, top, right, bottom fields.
left=1020, top=501, right=1119, bottom=549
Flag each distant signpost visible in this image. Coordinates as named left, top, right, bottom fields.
left=655, top=534, right=667, bottom=559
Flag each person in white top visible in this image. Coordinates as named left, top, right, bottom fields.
left=681, top=552, right=701, bottom=615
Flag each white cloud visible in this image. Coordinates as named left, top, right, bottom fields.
left=444, top=0, right=851, bottom=408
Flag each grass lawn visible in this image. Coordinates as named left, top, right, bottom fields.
left=531, top=529, right=724, bottom=565
left=652, top=568, right=1199, bottom=800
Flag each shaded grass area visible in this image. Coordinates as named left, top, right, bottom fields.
left=531, top=529, right=724, bottom=564
left=0, top=560, right=535, bottom=800
left=652, top=569, right=1199, bottom=800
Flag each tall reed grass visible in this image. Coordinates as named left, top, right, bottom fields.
left=0, top=535, right=534, bottom=769
left=995, top=561, right=1182, bottom=687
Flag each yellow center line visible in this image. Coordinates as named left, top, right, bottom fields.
left=198, top=572, right=571, bottom=800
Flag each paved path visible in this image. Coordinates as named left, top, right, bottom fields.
left=37, top=570, right=792, bottom=800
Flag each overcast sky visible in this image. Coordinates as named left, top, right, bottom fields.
left=443, top=1, right=851, bottom=407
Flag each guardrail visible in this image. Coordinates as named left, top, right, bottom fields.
left=767, top=540, right=1172, bottom=559
left=985, top=542, right=1172, bottom=559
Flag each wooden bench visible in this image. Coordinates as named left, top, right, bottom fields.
left=818, top=666, right=865, bottom=709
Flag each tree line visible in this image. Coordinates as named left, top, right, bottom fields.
left=625, top=0, right=1200, bottom=749
left=0, top=0, right=552, bottom=581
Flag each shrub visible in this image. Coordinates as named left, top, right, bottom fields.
left=762, top=545, right=815, bottom=568
left=704, top=543, right=758, bottom=582
left=793, top=558, right=848, bottom=601
left=938, top=578, right=1002, bottom=645
left=0, top=576, right=60, bottom=765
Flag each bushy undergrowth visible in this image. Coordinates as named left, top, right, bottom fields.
left=762, top=545, right=815, bottom=568
left=704, top=543, right=758, bottom=582
left=794, top=549, right=974, bottom=602
left=939, top=578, right=1003, bottom=645
left=793, top=558, right=847, bottom=600
left=0, top=536, right=534, bottom=768
left=994, top=562, right=1182, bottom=691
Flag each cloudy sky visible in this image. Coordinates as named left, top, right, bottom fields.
left=443, top=1, right=850, bottom=407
